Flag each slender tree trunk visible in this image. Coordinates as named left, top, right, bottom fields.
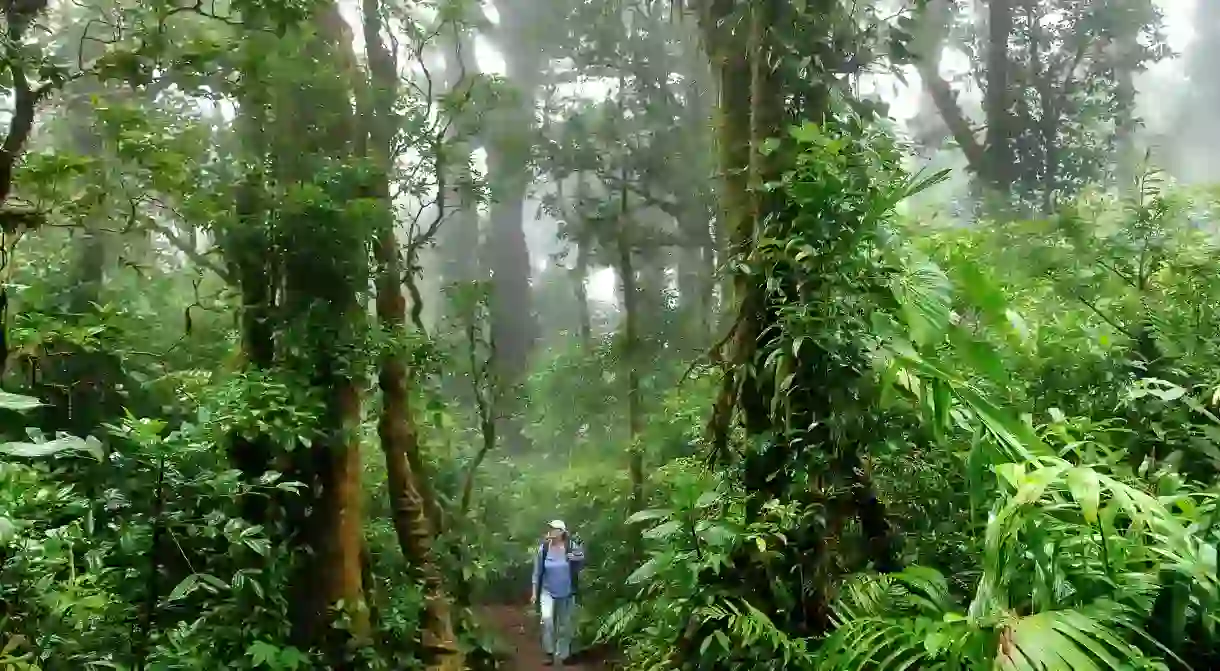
left=574, top=233, right=593, bottom=347
left=617, top=194, right=644, bottom=536
left=1112, top=2, right=1140, bottom=190
left=0, top=1, right=49, bottom=381
left=984, top=0, right=1015, bottom=187
left=33, top=24, right=122, bottom=439
left=362, top=3, right=464, bottom=667
left=458, top=304, right=498, bottom=519
left=676, top=34, right=717, bottom=341
left=373, top=232, right=463, bottom=669
left=677, top=221, right=711, bottom=341
left=637, top=248, right=667, bottom=331
left=0, top=0, right=49, bottom=207
left=437, top=23, right=481, bottom=296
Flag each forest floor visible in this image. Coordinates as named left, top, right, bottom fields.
left=479, top=604, right=610, bottom=670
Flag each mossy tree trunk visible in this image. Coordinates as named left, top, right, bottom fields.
left=687, top=1, right=902, bottom=661
left=360, top=1, right=464, bottom=668
left=253, top=3, right=371, bottom=655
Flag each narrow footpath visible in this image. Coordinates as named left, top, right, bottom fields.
left=479, top=605, right=609, bottom=670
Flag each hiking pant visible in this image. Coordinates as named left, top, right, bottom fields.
left=539, top=591, right=576, bottom=660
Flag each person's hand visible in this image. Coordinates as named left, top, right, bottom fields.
left=529, top=592, right=536, bottom=606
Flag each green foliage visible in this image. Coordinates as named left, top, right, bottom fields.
left=2, top=0, right=1218, bottom=669
left=816, top=175, right=1220, bottom=669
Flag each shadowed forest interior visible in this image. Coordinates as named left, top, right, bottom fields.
left=2, top=0, right=1220, bottom=669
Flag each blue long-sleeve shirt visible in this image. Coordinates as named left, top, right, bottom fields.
left=532, top=540, right=585, bottom=599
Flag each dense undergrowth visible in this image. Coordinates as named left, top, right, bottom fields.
left=7, top=109, right=1220, bottom=670
left=1, top=0, right=1217, bottom=669
left=6, top=112, right=1220, bottom=670
left=584, top=146, right=1220, bottom=667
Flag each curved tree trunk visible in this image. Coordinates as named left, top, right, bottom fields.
left=362, top=2, right=464, bottom=668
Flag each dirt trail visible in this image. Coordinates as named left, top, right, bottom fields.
left=479, top=604, right=609, bottom=670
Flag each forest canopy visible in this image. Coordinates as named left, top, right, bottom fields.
left=0, top=0, right=1217, bottom=669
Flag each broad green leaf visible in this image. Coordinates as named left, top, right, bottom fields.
left=0, top=435, right=103, bottom=461
left=169, top=574, right=201, bottom=601
left=625, top=508, right=671, bottom=525
left=789, top=121, right=822, bottom=143
left=642, top=520, right=681, bottom=540
left=626, top=557, right=660, bottom=585
left=996, top=463, right=1026, bottom=490
left=1067, top=467, right=1102, bottom=524
left=891, top=259, right=952, bottom=347
left=0, top=392, right=41, bottom=412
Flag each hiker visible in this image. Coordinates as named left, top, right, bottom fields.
left=530, top=519, right=585, bottom=666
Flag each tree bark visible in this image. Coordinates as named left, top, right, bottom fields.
left=617, top=189, right=645, bottom=546
left=701, top=0, right=759, bottom=455
left=574, top=232, right=593, bottom=347
left=275, top=3, right=369, bottom=653
left=984, top=0, right=1015, bottom=186
left=362, top=2, right=464, bottom=668
left=485, top=0, right=547, bottom=454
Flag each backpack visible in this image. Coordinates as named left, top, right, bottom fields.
left=534, top=537, right=583, bottom=596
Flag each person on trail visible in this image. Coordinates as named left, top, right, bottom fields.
left=530, top=519, right=585, bottom=666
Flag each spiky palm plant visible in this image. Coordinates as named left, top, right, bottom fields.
left=823, top=241, right=1220, bottom=670
left=817, top=454, right=1214, bottom=669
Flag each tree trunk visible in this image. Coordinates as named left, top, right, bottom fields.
left=912, top=0, right=986, bottom=174
left=485, top=0, right=546, bottom=454
left=1029, top=4, right=1057, bottom=214
left=983, top=0, right=1015, bottom=187
left=0, top=1, right=50, bottom=208
left=574, top=232, right=593, bottom=347
left=29, top=24, right=122, bottom=438
left=373, top=246, right=463, bottom=669
left=228, top=95, right=276, bottom=526
left=273, top=3, right=369, bottom=653
left=637, top=248, right=668, bottom=333
left=437, top=22, right=481, bottom=297
left=1111, top=2, right=1140, bottom=190
left=676, top=220, right=712, bottom=342
left=362, top=3, right=464, bottom=667
left=312, top=380, right=369, bottom=636
left=699, top=0, right=905, bottom=646
left=675, top=31, right=717, bottom=341
left=616, top=195, right=644, bottom=541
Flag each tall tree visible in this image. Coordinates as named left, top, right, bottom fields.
left=673, top=0, right=916, bottom=663
left=482, top=0, right=549, bottom=452
left=911, top=0, right=1167, bottom=211
left=360, top=0, right=463, bottom=667
left=225, top=3, right=373, bottom=653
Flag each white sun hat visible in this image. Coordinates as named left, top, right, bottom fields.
left=548, top=519, right=567, bottom=531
